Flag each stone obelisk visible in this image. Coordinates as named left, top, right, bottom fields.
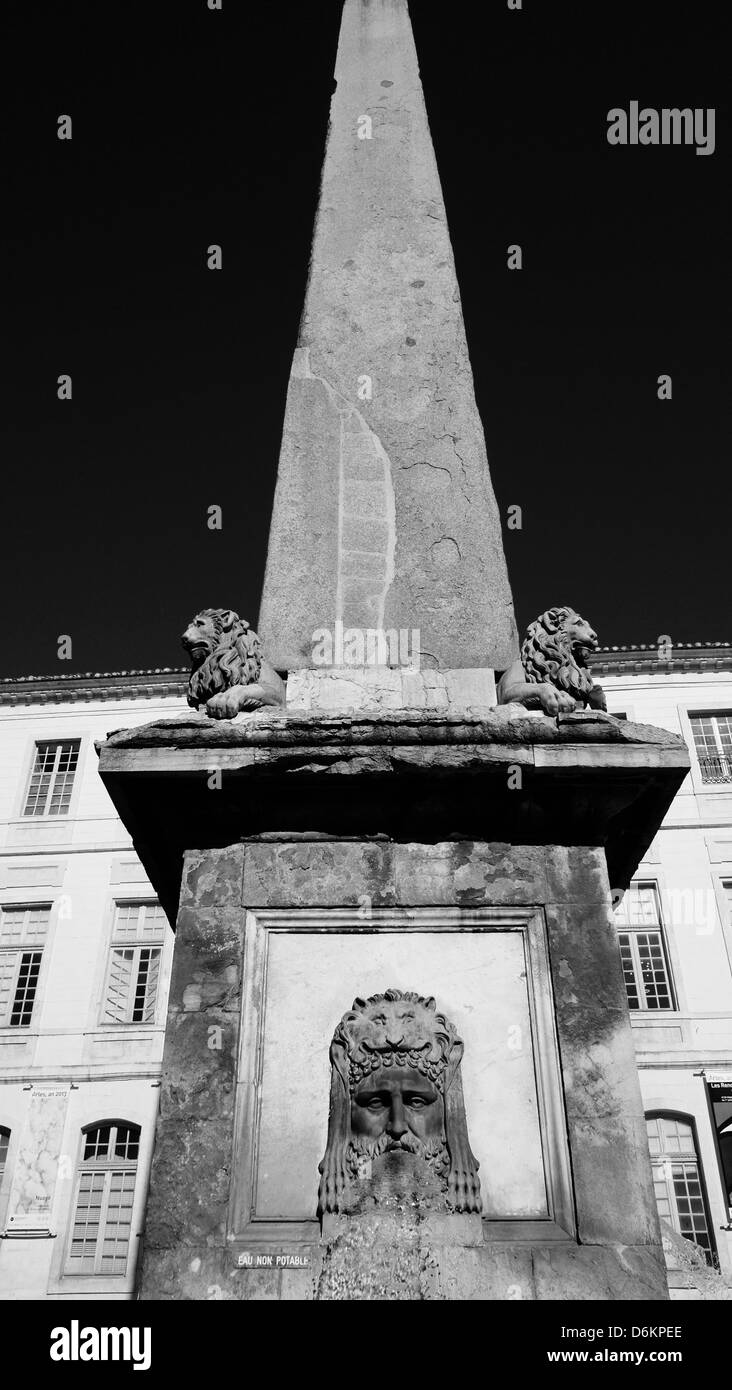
left=259, top=0, right=517, bottom=690
left=99, top=0, right=688, bottom=1301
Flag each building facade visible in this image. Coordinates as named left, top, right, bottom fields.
left=0, top=671, right=186, bottom=1300
left=593, top=643, right=732, bottom=1296
left=0, top=646, right=730, bottom=1299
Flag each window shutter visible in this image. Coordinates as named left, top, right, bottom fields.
left=0, top=956, right=16, bottom=1025
left=140, top=949, right=161, bottom=1023
left=104, top=948, right=135, bottom=1023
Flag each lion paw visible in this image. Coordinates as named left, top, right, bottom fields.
left=317, top=1154, right=349, bottom=1215
left=539, top=686, right=576, bottom=715
left=205, top=690, right=246, bottom=720
left=447, top=1164, right=482, bottom=1214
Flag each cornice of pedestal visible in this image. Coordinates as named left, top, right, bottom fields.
left=98, top=706, right=687, bottom=752
left=97, top=708, right=689, bottom=925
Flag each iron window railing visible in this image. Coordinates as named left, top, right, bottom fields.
left=698, top=754, right=732, bottom=783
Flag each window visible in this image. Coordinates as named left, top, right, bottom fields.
left=103, top=902, right=166, bottom=1025
left=23, top=740, right=80, bottom=816
left=689, top=713, right=732, bottom=783
left=646, top=1115, right=714, bottom=1265
left=0, top=904, right=50, bottom=1027
left=614, top=883, right=675, bottom=1011
left=66, top=1123, right=139, bottom=1276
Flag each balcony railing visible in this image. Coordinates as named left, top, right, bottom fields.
left=699, top=754, right=732, bottom=783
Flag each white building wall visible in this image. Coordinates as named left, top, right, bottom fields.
left=602, top=666, right=732, bottom=1293
left=0, top=691, right=185, bottom=1299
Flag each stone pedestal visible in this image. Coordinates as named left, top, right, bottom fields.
left=98, top=708, right=689, bottom=1300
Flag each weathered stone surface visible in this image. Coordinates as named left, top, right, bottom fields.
left=159, top=1009, right=238, bottom=1123
left=257, top=0, right=517, bottom=672
left=239, top=841, right=552, bottom=908
left=137, top=837, right=667, bottom=1300
left=240, top=839, right=390, bottom=906
left=178, top=846, right=244, bottom=910
left=286, top=665, right=497, bottom=715
left=101, top=707, right=689, bottom=750
left=532, top=1244, right=668, bottom=1302
left=316, top=1216, right=443, bottom=1301
left=98, top=711, right=688, bottom=923
left=545, top=843, right=617, bottom=904
left=440, top=1245, right=536, bottom=1301
left=545, top=885, right=662, bottom=1250
left=138, top=1238, right=667, bottom=1301
left=142, top=1115, right=232, bottom=1250
left=138, top=1246, right=297, bottom=1302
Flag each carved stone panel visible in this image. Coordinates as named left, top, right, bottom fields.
left=229, top=908, right=573, bottom=1243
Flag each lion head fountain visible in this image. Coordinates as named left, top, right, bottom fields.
left=318, top=988, right=482, bottom=1217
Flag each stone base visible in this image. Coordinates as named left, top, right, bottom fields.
left=285, top=665, right=497, bottom=715
left=99, top=710, right=686, bottom=1301
left=140, top=1239, right=667, bottom=1303
left=135, top=837, right=670, bottom=1301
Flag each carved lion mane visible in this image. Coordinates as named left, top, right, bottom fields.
left=520, top=605, right=597, bottom=702
left=185, top=608, right=262, bottom=711
left=333, top=989, right=458, bottom=1095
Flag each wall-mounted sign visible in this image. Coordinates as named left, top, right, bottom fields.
left=706, top=1080, right=732, bottom=1222
left=5, top=1085, right=68, bottom=1236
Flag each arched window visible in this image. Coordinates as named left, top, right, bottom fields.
left=646, top=1114, right=715, bottom=1264
left=66, top=1122, right=140, bottom=1276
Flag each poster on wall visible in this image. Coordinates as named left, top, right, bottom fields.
left=706, top=1076, right=732, bottom=1223
left=5, top=1086, right=68, bottom=1237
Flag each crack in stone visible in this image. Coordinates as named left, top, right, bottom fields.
left=438, top=430, right=470, bottom=500
left=431, top=535, right=463, bottom=565
left=399, top=460, right=452, bottom=480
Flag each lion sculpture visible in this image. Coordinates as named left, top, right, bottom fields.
left=181, top=607, right=285, bottom=719
left=497, top=605, right=607, bottom=715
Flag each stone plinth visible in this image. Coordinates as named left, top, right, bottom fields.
left=97, top=710, right=688, bottom=1300
left=129, top=837, right=668, bottom=1301
left=258, top=0, right=517, bottom=672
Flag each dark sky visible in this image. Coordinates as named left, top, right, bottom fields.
left=3, top=0, right=729, bottom=677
